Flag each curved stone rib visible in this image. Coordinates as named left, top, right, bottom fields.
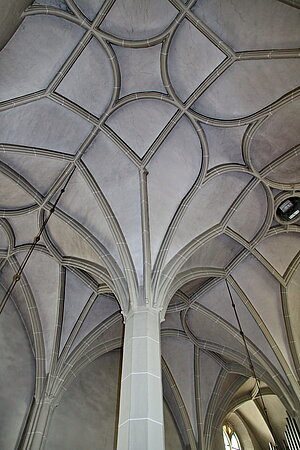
left=181, top=304, right=286, bottom=391
left=155, top=167, right=266, bottom=307
left=8, top=254, right=46, bottom=399
left=154, top=162, right=249, bottom=293
left=204, top=373, right=245, bottom=450
left=99, top=124, right=141, bottom=167
left=162, top=355, right=197, bottom=450
left=163, top=270, right=299, bottom=415
left=261, top=146, right=300, bottom=190
left=156, top=225, right=223, bottom=309
left=93, top=0, right=194, bottom=49
left=169, top=268, right=225, bottom=303
left=65, top=0, right=88, bottom=23
left=23, top=5, right=89, bottom=29
left=62, top=257, right=118, bottom=295
left=226, top=388, right=272, bottom=415
left=0, top=205, right=39, bottom=218
left=162, top=326, right=285, bottom=404
left=96, top=39, right=121, bottom=110
left=0, top=218, right=15, bottom=253
left=9, top=243, right=51, bottom=259
left=180, top=1, right=235, bottom=57
left=0, top=90, right=46, bottom=112
left=225, top=229, right=286, bottom=286
left=284, top=248, right=300, bottom=285
left=0, top=160, right=43, bottom=205
left=52, top=291, right=98, bottom=384
left=281, top=283, right=300, bottom=381
left=157, top=144, right=298, bottom=311
left=228, top=275, right=300, bottom=399
left=78, top=160, right=138, bottom=305
left=142, top=109, right=184, bottom=167
left=158, top=216, right=287, bottom=317
left=49, top=92, right=99, bottom=125
left=184, top=57, right=233, bottom=111
left=161, top=327, right=294, bottom=417
left=24, top=2, right=121, bottom=114
left=92, top=0, right=116, bottom=29
left=236, top=48, right=300, bottom=60
left=221, top=178, right=274, bottom=247
left=36, top=203, right=129, bottom=308
left=67, top=266, right=100, bottom=293
left=47, top=32, right=93, bottom=94
left=194, top=346, right=204, bottom=450
left=110, top=91, right=174, bottom=111
left=267, top=225, right=300, bottom=238
left=55, top=336, right=122, bottom=401
left=152, top=118, right=209, bottom=294
left=47, top=266, right=66, bottom=377
left=0, top=143, right=73, bottom=161
left=40, top=163, right=77, bottom=206
left=190, top=86, right=300, bottom=127
left=160, top=33, right=182, bottom=102
left=53, top=315, right=122, bottom=398
left=243, top=117, right=300, bottom=186
left=277, top=0, right=300, bottom=9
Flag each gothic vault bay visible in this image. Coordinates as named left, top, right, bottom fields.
left=0, top=0, right=300, bottom=449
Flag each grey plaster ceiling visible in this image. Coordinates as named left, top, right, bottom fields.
left=0, top=0, right=300, bottom=449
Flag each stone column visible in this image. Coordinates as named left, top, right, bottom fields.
left=20, top=395, right=54, bottom=450
left=117, top=307, right=165, bottom=450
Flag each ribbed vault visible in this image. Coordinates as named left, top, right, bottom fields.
left=0, top=0, right=299, bottom=449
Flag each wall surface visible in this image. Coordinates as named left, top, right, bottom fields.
left=45, top=348, right=183, bottom=450
left=0, top=291, right=35, bottom=450
left=46, top=350, right=122, bottom=450
left=0, top=0, right=33, bottom=50
left=164, top=403, right=184, bottom=450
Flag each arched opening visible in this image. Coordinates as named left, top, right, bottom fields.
left=223, top=424, right=242, bottom=450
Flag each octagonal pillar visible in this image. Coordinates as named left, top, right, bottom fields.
left=117, top=307, right=165, bottom=450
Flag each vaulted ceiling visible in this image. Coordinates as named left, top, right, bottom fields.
left=0, top=1, right=299, bottom=449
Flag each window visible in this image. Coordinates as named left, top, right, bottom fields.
left=276, top=196, right=300, bottom=222
left=223, top=425, right=242, bottom=450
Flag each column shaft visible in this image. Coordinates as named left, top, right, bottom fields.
left=117, top=308, right=165, bottom=450
left=19, top=396, right=53, bottom=450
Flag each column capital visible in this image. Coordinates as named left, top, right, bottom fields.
left=122, top=305, right=165, bottom=323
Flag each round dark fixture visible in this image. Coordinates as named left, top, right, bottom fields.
left=276, top=196, right=300, bottom=222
